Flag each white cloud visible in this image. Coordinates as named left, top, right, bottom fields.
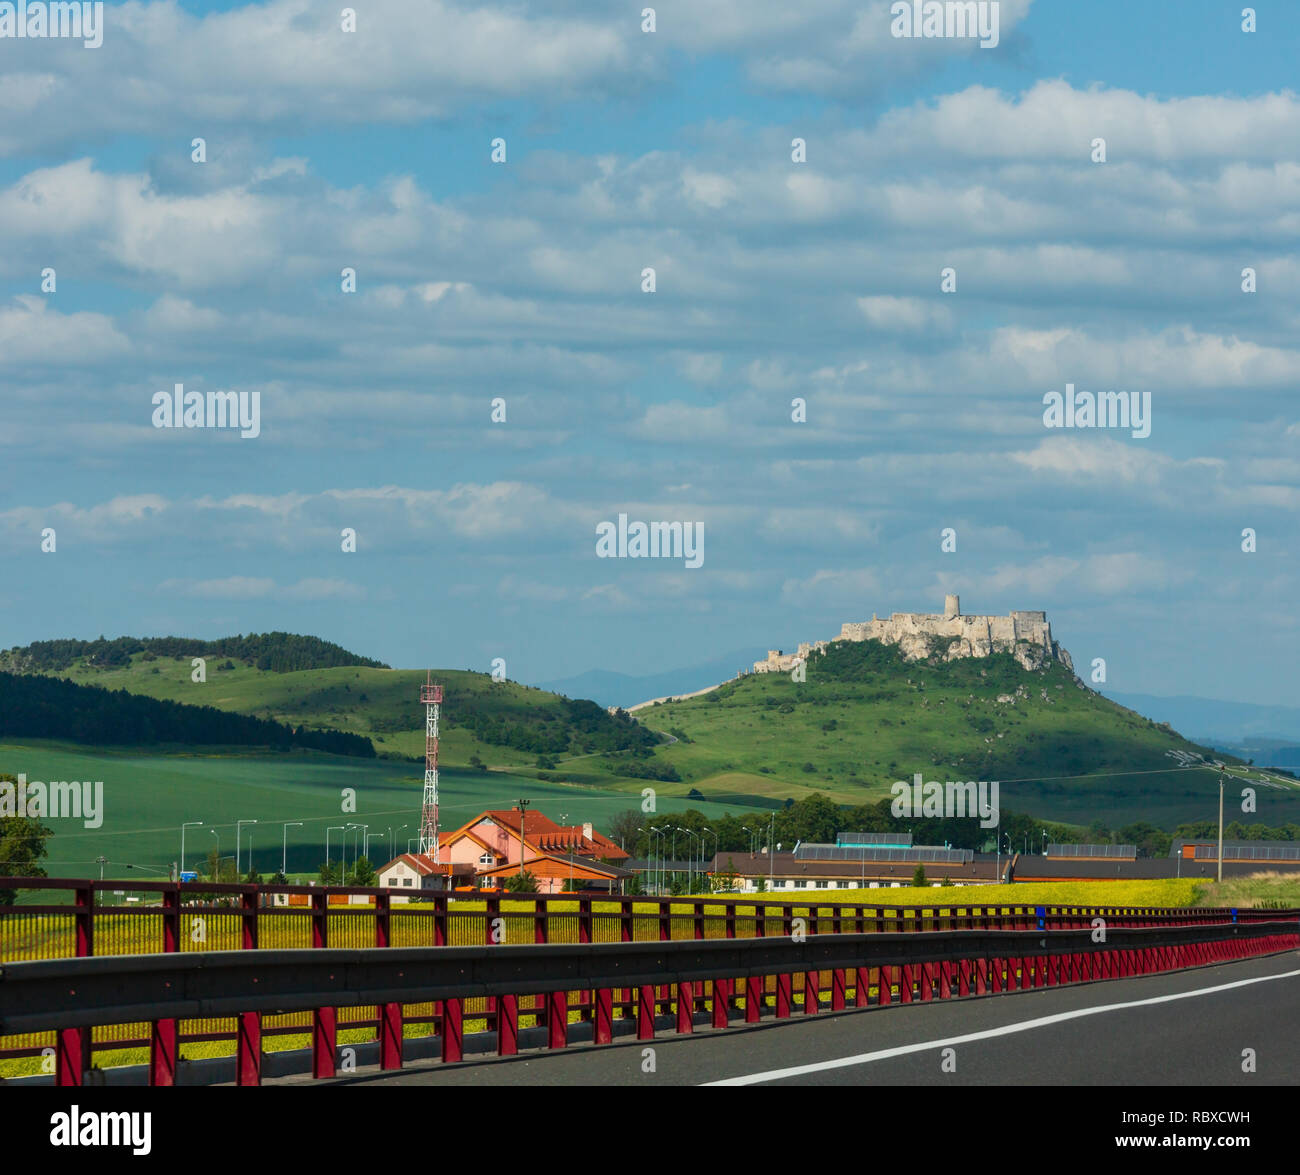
left=780, top=566, right=881, bottom=605
left=869, top=80, right=1300, bottom=162
left=0, top=295, right=128, bottom=364
left=158, top=576, right=275, bottom=599
left=857, top=295, right=953, bottom=332
left=157, top=576, right=365, bottom=601
left=0, top=0, right=635, bottom=157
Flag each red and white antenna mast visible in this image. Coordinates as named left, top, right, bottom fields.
left=419, top=671, right=443, bottom=862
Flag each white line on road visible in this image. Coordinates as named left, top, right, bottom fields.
left=703, top=963, right=1300, bottom=1085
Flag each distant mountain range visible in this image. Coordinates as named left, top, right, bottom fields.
left=1105, top=692, right=1300, bottom=746
left=534, top=648, right=767, bottom=709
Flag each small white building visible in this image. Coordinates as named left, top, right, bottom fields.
left=376, top=852, right=450, bottom=900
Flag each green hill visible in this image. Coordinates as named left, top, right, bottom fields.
left=8, top=631, right=1298, bottom=831
left=2, top=633, right=387, bottom=674
left=633, top=641, right=1300, bottom=829
left=0, top=636, right=661, bottom=777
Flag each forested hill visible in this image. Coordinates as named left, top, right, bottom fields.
left=0, top=672, right=376, bottom=757
left=0, top=633, right=388, bottom=674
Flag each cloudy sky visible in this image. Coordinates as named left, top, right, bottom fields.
left=1, top=0, right=1297, bottom=704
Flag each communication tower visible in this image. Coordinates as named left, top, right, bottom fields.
left=419, top=673, right=443, bottom=862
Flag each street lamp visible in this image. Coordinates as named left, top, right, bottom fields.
left=180, top=821, right=203, bottom=873
left=648, top=826, right=665, bottom=894
left=208, top=828, right=220, bottom=878
left=283, top=822, right=303, bottom=876
left=344, top=824, right=362, bottom=879
left=126, top=863, right=172, bottom=878
left=327, top=826, right=344, bottom=880
left=237, top=820, right=257, bottom=875
left=677, top=828, right=699, bottom=892
left=702, top=828, right=717, bottom=880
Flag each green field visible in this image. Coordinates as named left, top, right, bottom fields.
left=0, top=739, right=769, bottom=881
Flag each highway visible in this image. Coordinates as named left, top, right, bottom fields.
left=310, top=951, right=1300, bottom=1086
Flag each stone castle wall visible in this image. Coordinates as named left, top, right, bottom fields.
left=753, top=597, right=1073, bottom=674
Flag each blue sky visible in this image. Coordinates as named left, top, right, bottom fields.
left=1, top=0, right=1298, bottom=705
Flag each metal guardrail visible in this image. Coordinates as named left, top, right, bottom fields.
left=3, top=915, right=1296, bottom=1086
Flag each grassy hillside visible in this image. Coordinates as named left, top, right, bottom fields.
left=636, top=641, right=1300, bottom=828
left=0, top=642, right=667, bottom=784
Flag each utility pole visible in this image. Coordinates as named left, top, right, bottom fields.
left=649, top=827, right=663, bottom=894
left=768, top=811, right=775, bottom=892
left=1217, top=764, right=1225, bottom=883
left=516, top=799, right=530, bottom=879
left=237, top=819, right=257, bottom=875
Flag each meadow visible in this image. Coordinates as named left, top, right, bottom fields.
left=0, top=738, right=765, bottom=882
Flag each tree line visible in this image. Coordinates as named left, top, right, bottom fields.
left=602, top=794, right=1300, bottom=864
left=1, top=632, right=388, bottom=674
left=0, top=672, right=376, bottom=757
left=451, top=697, right=660, bottom=756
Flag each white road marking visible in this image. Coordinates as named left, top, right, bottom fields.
left=703, top=963, right=1300, bottom=1085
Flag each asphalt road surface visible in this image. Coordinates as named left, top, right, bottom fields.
left=310, top=951, right=1300, bottom=1086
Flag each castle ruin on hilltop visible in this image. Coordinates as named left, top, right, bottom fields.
left=752, top=595, right=1074, bottom=675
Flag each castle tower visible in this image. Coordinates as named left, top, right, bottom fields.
left=944, top=594, right=960, bottom=619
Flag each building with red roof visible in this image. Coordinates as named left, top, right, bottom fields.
left=377, top=808, right=631, bottom=895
